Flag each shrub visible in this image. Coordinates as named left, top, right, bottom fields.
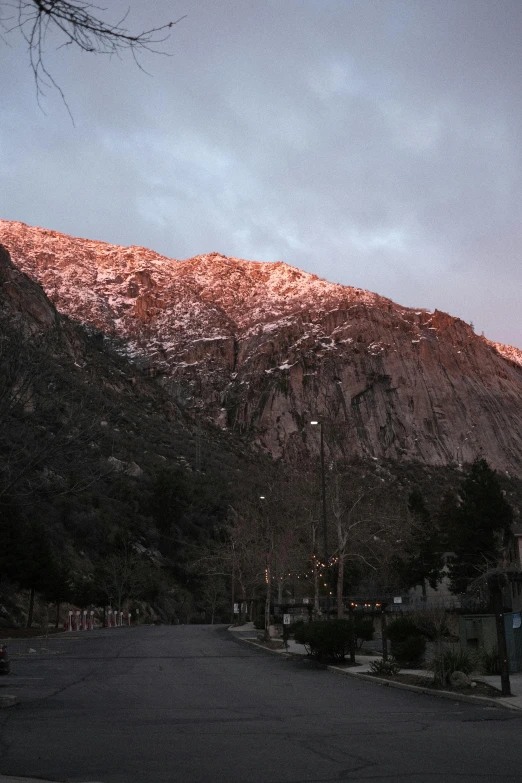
left=391, top=634, right=426, bottom=667
left=294, top=621, right=311, bottom=646
left=386, top=616, right=419, bottom=643
left=288, top=619, right=305, bottom=637
left=387, top=616, right=426, bottom=667
left=254, top=614, right=281, bottom=630
left=477, top=647, right=500, bottom=675
left=369, top=658, right=401, bottom=676
left=353, top=618, right=374, bottom=647
left=431, top=648, right=474, bottom=685
left=294, top=619, right=354, bottom=662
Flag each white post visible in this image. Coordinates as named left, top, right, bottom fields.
left=68, top=611, right=73, bottom=632
left=90, top=610, right=94, bottom=630
left=82, top=610, right=87, bottom=631
left=75, top=611, right=81, bottom=632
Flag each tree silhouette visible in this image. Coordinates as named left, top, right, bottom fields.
left=393, top=489, right=444, bottom=599
left=446, top=459, right=513, bottom=594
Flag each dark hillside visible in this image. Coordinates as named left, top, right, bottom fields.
left=0, top=245, right=273, bottom=625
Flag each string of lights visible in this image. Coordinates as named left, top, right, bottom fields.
left=272, top=553, right=341, bottom=582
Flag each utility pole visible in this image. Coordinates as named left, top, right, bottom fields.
left=489, top=574, right=511, bottom=696
left=320, top=422, right=328, bottom=569
left=230, top=543, right=236, bottom=625
left=311, top=420, right=329, bottom=618
left=260, top=495, right=272, bottom=642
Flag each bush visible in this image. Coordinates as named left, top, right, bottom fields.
left=353, top=618, right=374, bottom=647
left=387, top=616, right=426, bottom=667
left=391, top=635, right=426, bottom=667
left=288, top=619, right=305, bottom=637
left=431, top=648, right=474, bottom=684
left=386, top=616, right=419, bottom=643
left=294, top=619, right=354, bottom=662
left=369, top=658, right=401, bottom=676
left=477, top=647, right=500, bottom=675
left=253, top=618, right=265, bottom=630
left=293, top=621, right=311, bottom=646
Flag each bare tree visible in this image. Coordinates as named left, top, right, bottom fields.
left=329, top=467, right=405, bottom=617
left=198, top=575, right=227, bottom=624
left=96, top=543, right=149, bottom=612
left=1, top=1, right=185, bottom=111
left=285, top=468, right=323, bottom=616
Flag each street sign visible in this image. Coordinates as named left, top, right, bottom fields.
left=283, top=614, right=291, bottom=625
left=393, top=596, right=403, bottom=604
left=233, top=603, right=239, bottom=614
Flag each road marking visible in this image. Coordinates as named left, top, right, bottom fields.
left=6, top=677, right=44, bottom=680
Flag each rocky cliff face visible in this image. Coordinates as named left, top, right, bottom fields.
left=2, top=219, right=522, bottom=474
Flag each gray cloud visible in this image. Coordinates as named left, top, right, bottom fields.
left=1, top=0, right=521, bottom=345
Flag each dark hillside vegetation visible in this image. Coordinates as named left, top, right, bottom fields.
left=0, top=245, right=273, bottom=626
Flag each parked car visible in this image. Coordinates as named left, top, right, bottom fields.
left=0, top=644, right=10, bottom=675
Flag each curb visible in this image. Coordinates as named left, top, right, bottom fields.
left=235, top=638, right=293, bottom=656
left=235, top=636, right=522, bottom=712
left=327, top=666, right=522, bottom=711
left=0, top=695, right=18, bottom=709
left=0, top=777, right=66, bottom=782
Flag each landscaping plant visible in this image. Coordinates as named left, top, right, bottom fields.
left=386, top=615, right=426, bottom=667
left=430, top=648, right=475, bottom=685
left=369, top=658, right=401, bottom=676
left=294, top=619, right=354, bottom=662
left=478, top=646, right=501, bottom=675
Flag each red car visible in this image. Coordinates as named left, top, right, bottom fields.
left=0, top=644, right=10, bottom=675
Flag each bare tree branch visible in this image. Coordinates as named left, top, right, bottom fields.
left=1, top=1, right=186, bottom=115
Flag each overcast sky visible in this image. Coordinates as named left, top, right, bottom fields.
left=1, top=0, right=521, bottom=346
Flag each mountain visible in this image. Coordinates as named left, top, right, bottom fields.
left=2, top=219, right=522, bottom=476
left=0, top=237, right=272, bottom=605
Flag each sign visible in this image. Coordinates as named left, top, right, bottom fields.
left=393, top=596, right=403, bottom=604
left=283, top=614, right=291, bottom=625
left=302, top=598, right=309, bottom=604
left=233, top=603, right=239, bottom=614
left=513, top=613, right=521, bottom=629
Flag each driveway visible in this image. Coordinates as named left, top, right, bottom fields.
left=1, top=625, right=521, bottom=782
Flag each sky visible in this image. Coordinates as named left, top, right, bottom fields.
left=1, top=0, right=521, bottom=347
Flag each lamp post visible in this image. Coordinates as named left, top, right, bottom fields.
left=260, top=495, right=272, bottom=641
left=311, top=420, right=329, bottom=617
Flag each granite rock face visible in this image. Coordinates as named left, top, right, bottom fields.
left=2, top=219, right=522, bottom=474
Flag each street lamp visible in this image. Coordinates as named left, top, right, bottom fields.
left=259, top=494, right=272, bottom=641
left=311, top=420, right=329, bottom=617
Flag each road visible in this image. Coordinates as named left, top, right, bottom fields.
left=1, top=625, right=522, bottom=783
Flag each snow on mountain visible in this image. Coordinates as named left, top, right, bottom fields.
left=2, top=218, right=522, bottom=474
left=0, top=220, right=397, bottom=339
left=486, top=339, right=522, bottom=368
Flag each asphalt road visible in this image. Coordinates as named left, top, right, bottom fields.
left=1, top=625, right=522, bottom=783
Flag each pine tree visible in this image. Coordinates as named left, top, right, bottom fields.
left=446, top=459, right=513, bottom=594
left=0, top=500, right=27, bottom=583
left=18, top=522, right=57, bottom=628
left=394, top=490, right=444, bottom=598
